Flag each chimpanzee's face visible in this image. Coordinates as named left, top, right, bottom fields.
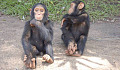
left=34, top=5, right=45, bottom=20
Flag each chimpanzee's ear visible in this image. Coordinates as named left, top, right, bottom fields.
left=78, top=2, right=84, bottom=9
left=29, top=9, right=32, bottom=15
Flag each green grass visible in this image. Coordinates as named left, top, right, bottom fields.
left=0, top=0, right=120, bottom=21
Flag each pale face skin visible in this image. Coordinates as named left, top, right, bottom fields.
left=34, top=5, right=45, bottom=20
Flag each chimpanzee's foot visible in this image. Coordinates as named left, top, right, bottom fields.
left=42, top=54, right=53, bottom=64
left=68, top=41, right=75, bottom=54
left=65, top=50, right=81, bottom=57
left=72, top=51, right=81, bottom=57
left=65, top=50, right=72, bottom=55
left=24, top=55, right=36, bottom=69
left=65, top=42, right=77, bottom=55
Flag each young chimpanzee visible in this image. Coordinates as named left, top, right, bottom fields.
left=21, top=3, right=54, bottom=69
left=61, top=0, right=90, bottom=57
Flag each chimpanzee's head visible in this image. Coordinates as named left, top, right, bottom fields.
left=68, top=0, right=85, bottom=16
left=30, top=3, right=48, bottom=22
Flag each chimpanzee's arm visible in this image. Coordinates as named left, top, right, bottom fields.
left=61, top=20, right=74, bottom=40
left=21, top=21, right=31, bottom=56
left=34, top=20, right=53, bottom=42
left=43, top=20, right=53, bottom=42
left=67, top=13, right=89, bottom=24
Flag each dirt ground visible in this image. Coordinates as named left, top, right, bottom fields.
left=0, top=15, right=120, bottom=70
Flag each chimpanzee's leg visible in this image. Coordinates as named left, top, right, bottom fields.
left=61, top=34, right=77, bottom=55
left=74, top=35, right=87, bottom=56
left=24, top=44, right=37, bottom=69
left=42, top=42, right=54, bottom=63
left=61, top=34, right=70, bottom=47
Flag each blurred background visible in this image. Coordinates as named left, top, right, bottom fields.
left=0, top=0, right=120, bottom=21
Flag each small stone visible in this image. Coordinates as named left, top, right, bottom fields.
left=111, top=19, right=115, bottom=22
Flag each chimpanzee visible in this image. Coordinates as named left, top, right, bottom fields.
left=21, top=3, right=54, bottom=69
left=61, top=0, right=90, bottom=57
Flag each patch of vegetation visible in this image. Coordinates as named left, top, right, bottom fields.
left=0, top=0, right=120, bottom=21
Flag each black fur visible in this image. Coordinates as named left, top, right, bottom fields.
left=61, top=0, right=90, bottom=55
left=21, top=3, right=54, bottom=62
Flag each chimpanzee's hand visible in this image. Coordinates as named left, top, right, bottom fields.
left=30, top=19, right=43, bottom=27
left=30, top=19, right=36, bottom=27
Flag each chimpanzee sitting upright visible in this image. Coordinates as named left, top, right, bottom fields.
left=21, top=3, right=54, bottom=69
left=61, top=0, right=90, bottom=56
